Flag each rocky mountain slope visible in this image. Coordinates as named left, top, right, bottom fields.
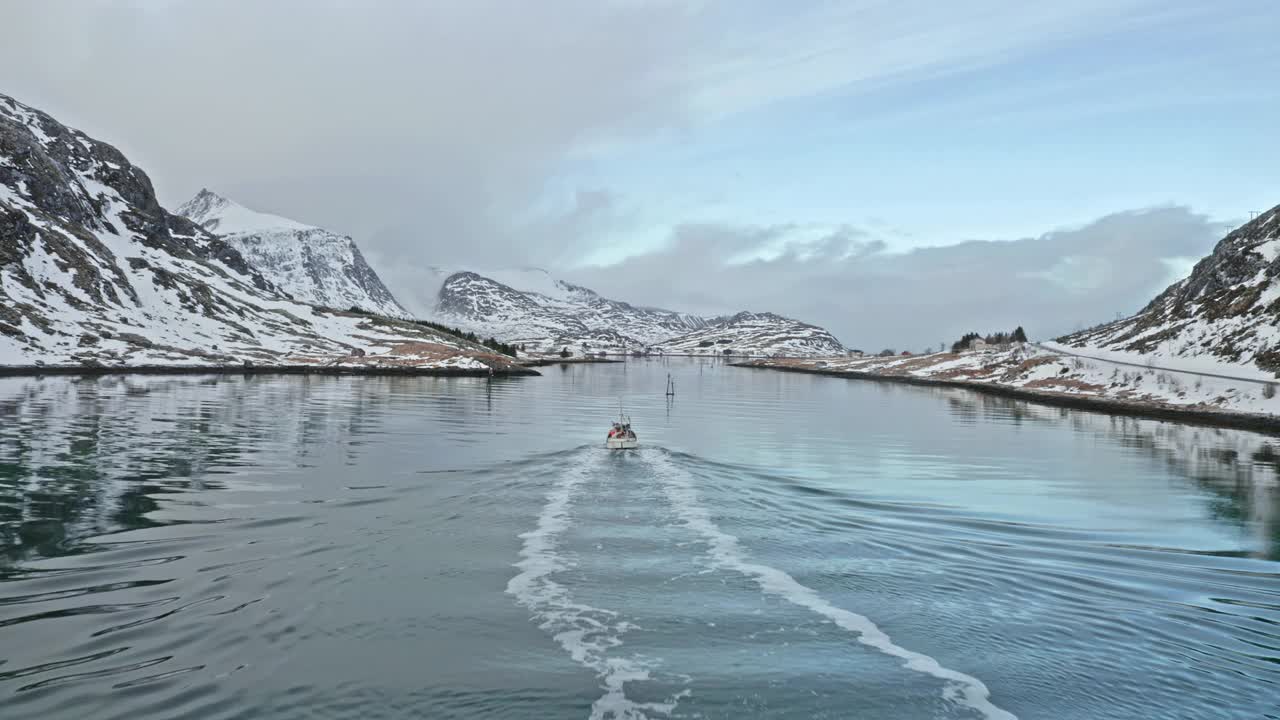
left=662, top=311, right=846, bottom=356
left=0, top=93, right=521, bottom=372
left=431, top=268, right=708, bottom=349
left=177, top=189, right=409, bottom=319
left=1059, top=204, right=1280, bottom=377
left=429, top=268, right=845, bottom=356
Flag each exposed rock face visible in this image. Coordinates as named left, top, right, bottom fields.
left=432, top=269, right=845, bottom=356
left=0, top=93, right=502, bottom=369
left=1060, top=204, right=1280, bottom=374
left=177, top=189, right=409, bottom=319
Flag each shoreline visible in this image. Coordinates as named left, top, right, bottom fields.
left=519, top=357, right=624, bottom=366
left=0, top=364, right=541, bottom=378
left=732, top=361, right=1280, bottom=436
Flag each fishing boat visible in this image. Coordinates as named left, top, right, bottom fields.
left=605, top=410, right=638, bottom=450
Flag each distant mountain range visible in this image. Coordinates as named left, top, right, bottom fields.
left=0, top=92, right=844, bottom=364
left=0, top=93, right=517, bottom=371
left=426, top=267, right=847, bottom=356
left=13, top=85, right=1279, bottom=371
left=1060, top=203, right=1280, bottom=375
left=161, top=202, right=849, bottom=356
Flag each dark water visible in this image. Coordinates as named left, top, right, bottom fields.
left=1, top=360, right=1278, bottom=719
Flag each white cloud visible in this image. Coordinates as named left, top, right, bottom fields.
left=567, top=207, right=1230, bottom=349
left=682, top=0, right=1163, bottom=119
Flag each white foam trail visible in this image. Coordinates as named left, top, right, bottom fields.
left=649, top=452, right=1018, bottom=720
left=506, top=451, right=683, bottom=720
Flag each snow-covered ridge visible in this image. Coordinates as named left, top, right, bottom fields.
left=176, top=189, right=410, bottom=319
left=662, top=311, right=845, bottom=356
left=178, top=188, right=313, bottom=234
left=430, top=270, right=844, bottom=357
left=0, top=93, right=513, bottom=372
left=1059, top=204, right=1280, bottom=377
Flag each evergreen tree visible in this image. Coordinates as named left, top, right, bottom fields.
left=1013, top=326, right=1028, bottom=343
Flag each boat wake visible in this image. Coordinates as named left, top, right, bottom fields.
left=647, top=449, right=1018, bottom=720
left=509, top=446, right=1016, bottom=719
left=506, top=450, right=684, bottom=719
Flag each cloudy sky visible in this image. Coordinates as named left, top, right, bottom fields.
left=3, top=0, right=1277, bottom=349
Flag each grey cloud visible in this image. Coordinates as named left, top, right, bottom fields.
left=362, top=186, right=629, bottom=315
left=0, top=0, right=699, bottom=263
left=0, top=0, right=1172, bottom=274
left=567, top=207, right=1229, bottom=350
left=773, top=226, right=885, bottom=263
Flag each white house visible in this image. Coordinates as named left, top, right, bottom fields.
left=970, top=338, right=989, bottom=352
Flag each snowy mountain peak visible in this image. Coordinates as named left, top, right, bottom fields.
left=176, top=191, right=409, bottom=319
left=721, top=310, right=786, bottom=323
left=660, top=309, right=843, bottom=356
left=176, top=189, right=314, bottom=235
left=175, top=188, right=228, bottom=221
left=0, top=92, right=506, bottom=369
left=430, top=268, right=844, bottom=356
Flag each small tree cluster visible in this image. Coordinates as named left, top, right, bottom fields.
left=332, top=307, right=521, bottom=356
left=409, top=318, right=519, bottom=357
left=951, top=326, right=1028, bottom=352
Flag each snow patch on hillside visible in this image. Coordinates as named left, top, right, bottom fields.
left=750, top=345, right=1280, bottom=416
left=1040, top=342, right=1278, bottom=382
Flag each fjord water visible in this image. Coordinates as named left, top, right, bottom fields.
left=1, top=361, right=1277, bottom=719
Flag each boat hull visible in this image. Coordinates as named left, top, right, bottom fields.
left=605, top=437, right=639, bottom=450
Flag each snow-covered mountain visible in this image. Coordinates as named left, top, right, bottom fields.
left=0, top=93, right=519, bottom=372
left=177, top=189, right=409, bottom=319
left=428, top=268, right=845, bottom=356
left=662, top=311, right=846, bottom=356
left=431, top=268, right=708, bottom=349
left=1059, top=203, right=1280, bottom=377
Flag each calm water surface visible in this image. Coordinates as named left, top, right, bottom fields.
left=1, top=360, right=1278, bottom=719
